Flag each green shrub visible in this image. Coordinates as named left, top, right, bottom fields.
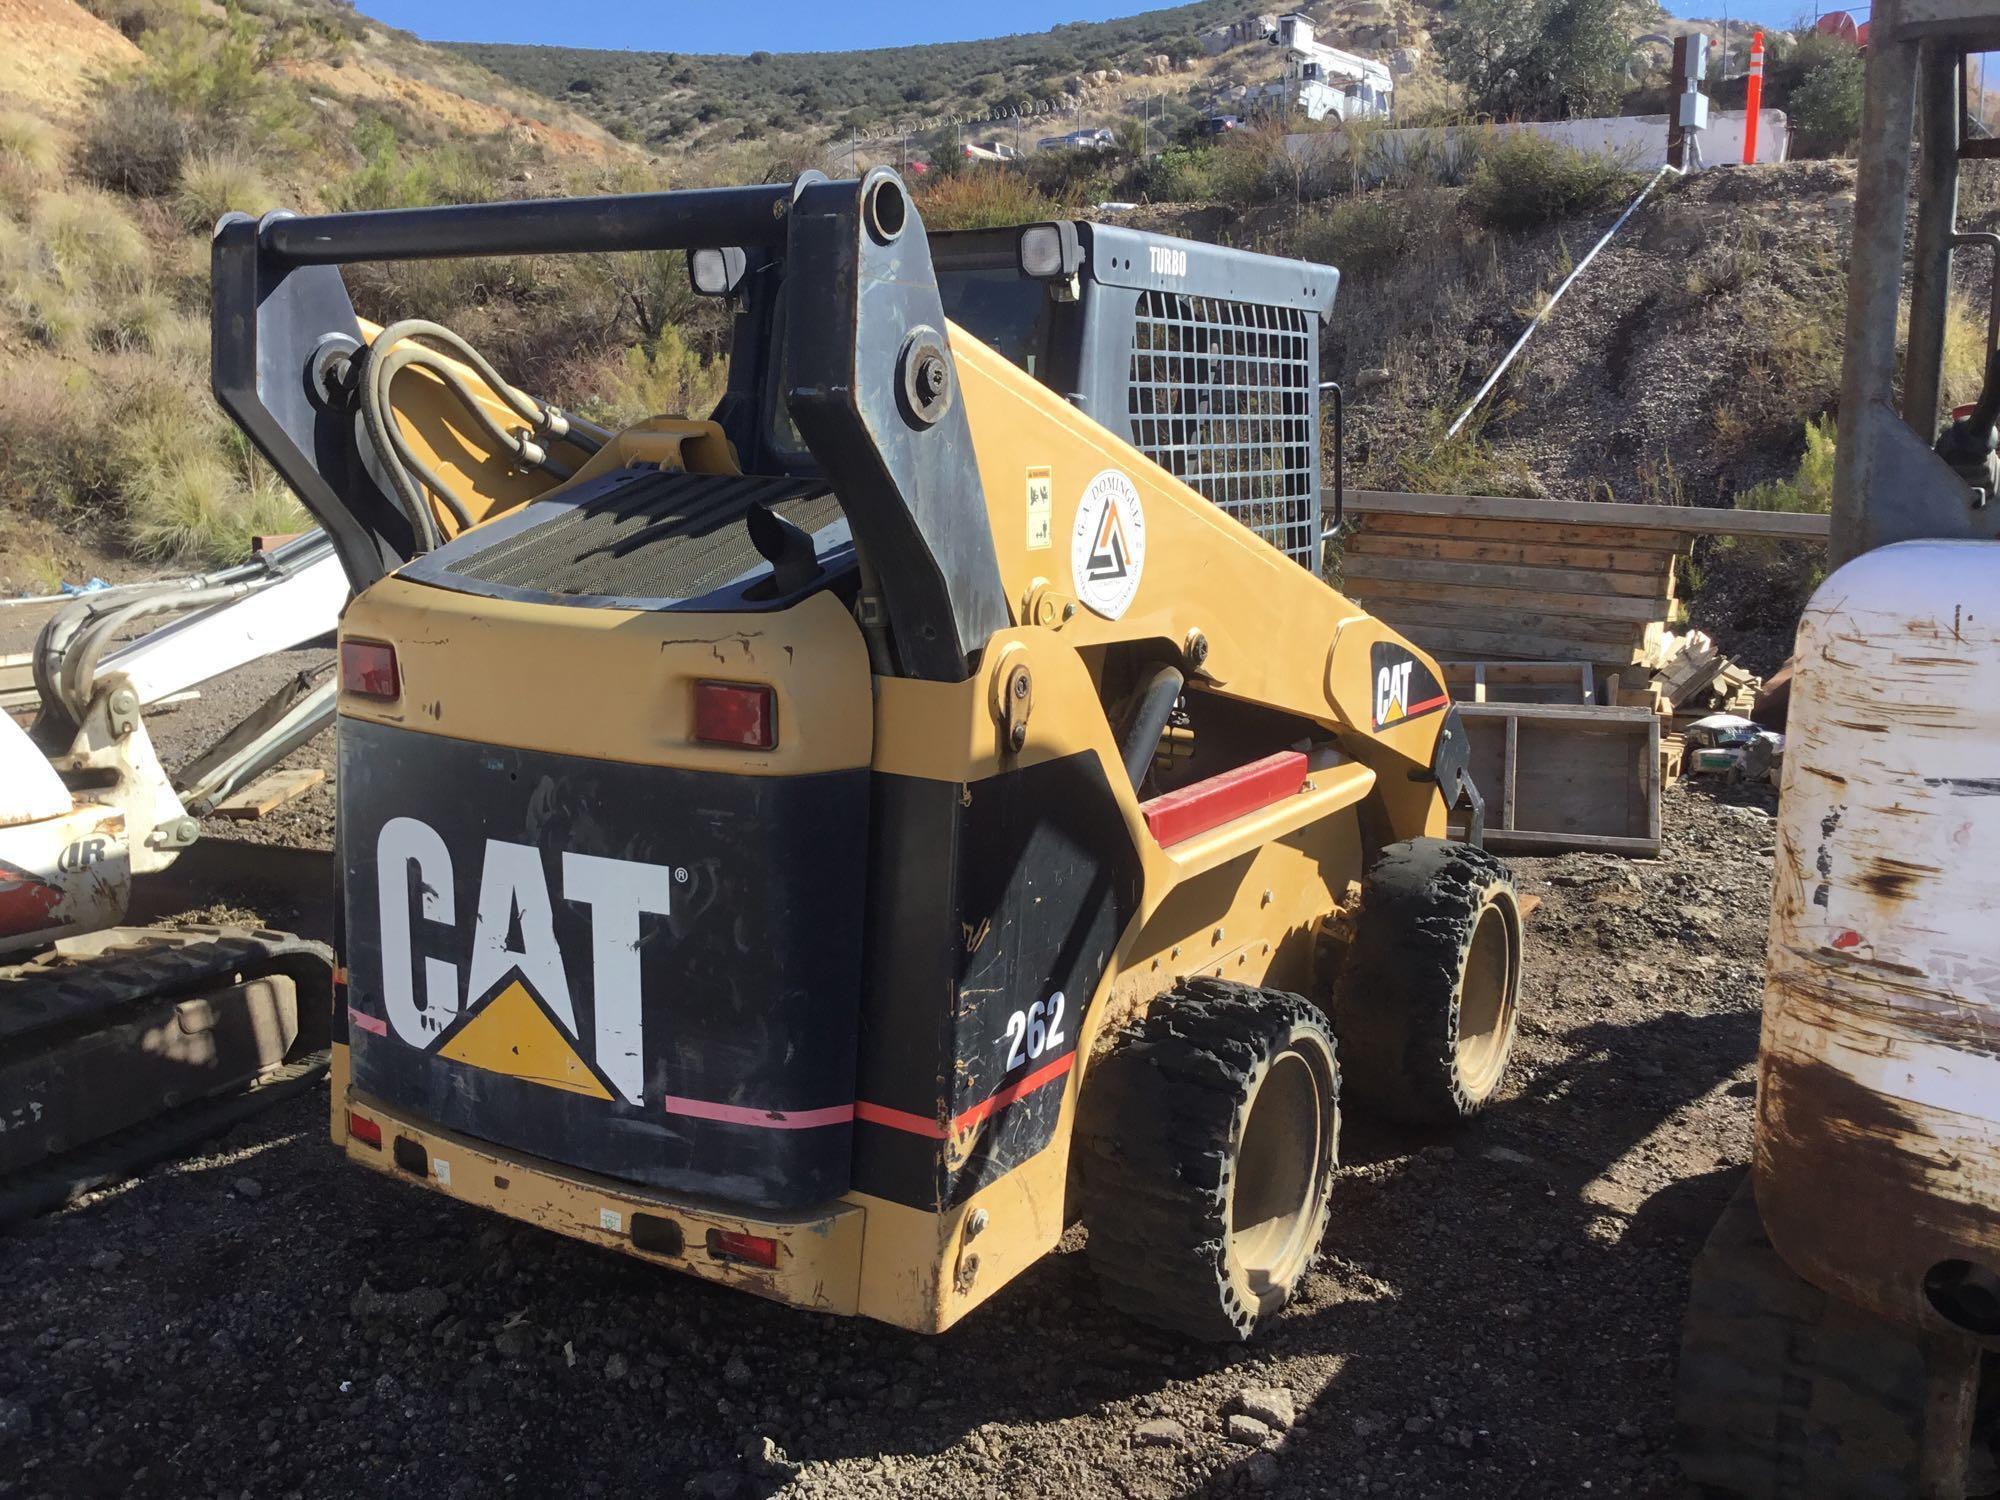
left=1464, top=133, right=1636, bottom=231
left=1135, top=144, right=1210, bottom=201
left=1790, top=54, right=1866, bottom=158
left=1292, top=191, right=1454, bottom=279
left=332, top=124, right=508, bottom=211
left=1438, top=0, right=1629, bottom=120
left=1738, top=415, right=1835, bottom=514
left=1016, top=147, right=1120, bottom=208
left=1725, top=415, right=1835, bottom=609
left=576, top=333, right=729, bottom=429
left=173, top=148, right=272, bottom=230
left=1204, top=128, right=1292, bottom=205
left=1131, top=128, right=1295, bottom=206
left=144, top=8, right=265, bottom=120
left=77, top=0, right=193, bottom=42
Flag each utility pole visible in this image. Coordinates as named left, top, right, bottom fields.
left=1668, top=32, right=1711, bottom=170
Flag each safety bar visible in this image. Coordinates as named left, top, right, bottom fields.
left=253, top=182, right=798, bottom=268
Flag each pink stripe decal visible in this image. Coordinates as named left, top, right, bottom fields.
left=662, top=1095, right=854, bottom=1130
left=349, top=1008, right=388, bottom=1037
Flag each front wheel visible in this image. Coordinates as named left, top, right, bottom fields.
left=1331, top=837, right=1523, bottom=1125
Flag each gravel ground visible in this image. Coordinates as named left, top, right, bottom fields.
left=0, top=780, right=1789, bottom=1500
left=143, top=646, right=340, bottom=853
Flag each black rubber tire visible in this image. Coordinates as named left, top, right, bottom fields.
left=1075, top=978, right=1338, bottom=1343
left=1676, top=1176, right=1974, bottom=1498
left=1330, top=837, right=1523, bottom=1125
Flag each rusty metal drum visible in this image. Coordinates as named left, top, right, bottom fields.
left=1756, top=538, right=2000, bottom=1344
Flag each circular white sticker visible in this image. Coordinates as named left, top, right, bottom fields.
left=1070, top=469, right=1147, bottom=620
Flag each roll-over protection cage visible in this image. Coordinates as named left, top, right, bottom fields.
left=928, top=222, right=1340, bottom=570
left=211, top=171, right=1343, bottom=686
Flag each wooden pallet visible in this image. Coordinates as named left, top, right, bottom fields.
left=1446, top=702, right=1661, bottom=857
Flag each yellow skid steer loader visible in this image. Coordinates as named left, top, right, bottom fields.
left=211, top=172, right=1523, bottom=1339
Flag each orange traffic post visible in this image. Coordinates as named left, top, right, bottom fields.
left=1743, top=30, right=1765, bottom=163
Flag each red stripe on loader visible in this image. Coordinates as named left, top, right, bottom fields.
left=855, top=1052, right=1076, bottom=1139
left=1139, top=750, right=1309, bottom=847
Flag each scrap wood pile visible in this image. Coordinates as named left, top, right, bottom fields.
left=1332, top=491, right=1828, bottom=855
left=1640, top=629, right=1761, bottom=720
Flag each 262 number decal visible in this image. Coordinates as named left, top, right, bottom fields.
left=1003, top=992, right=1067, bottom=1070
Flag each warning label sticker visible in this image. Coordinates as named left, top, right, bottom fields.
left=1026, top=467, right=1052, bottom=550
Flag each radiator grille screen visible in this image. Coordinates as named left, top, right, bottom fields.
left=1127, top=291, right=1317, bottom=568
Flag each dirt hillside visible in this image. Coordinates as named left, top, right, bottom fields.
left=0, top=0, right=139, bottom=108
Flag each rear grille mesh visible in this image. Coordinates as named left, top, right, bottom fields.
left=443, top=470, right=842, bottom=602
left=1127, top=291, right=1317, bottom=569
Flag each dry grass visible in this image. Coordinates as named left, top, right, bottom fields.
left=1373, top=406, right=1541, bottom=498
left=173, top=147, right=272, bottom=230
left=917, top=169, right=1060, bottom=231
left=0, top=185, right=153, bottom=351
left=1712, top=285, right=1846, bottom=451
left=123, top=436, right=305, bottom=563
left=0, top=345, right=305, bottom=563
left=0, top=112, right=60, bottom=181
left=29, top=185, right=147, bottom=288
left=1292, top=190, right=1460, bottom=279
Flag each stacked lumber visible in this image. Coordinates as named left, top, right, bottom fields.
left=1332, top=491, right=1827, bottom=681
left=1338, top=513, right=1683, bottom=673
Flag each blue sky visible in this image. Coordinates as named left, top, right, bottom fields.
left=356, top=1, right=1858, bottom=54
left=359, top=1, right=1188, bottom=52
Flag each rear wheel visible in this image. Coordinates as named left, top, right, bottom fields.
left=1076, top=979, right=1338, bottom=1342
left=1331, top=838, right=1522, bottom=1125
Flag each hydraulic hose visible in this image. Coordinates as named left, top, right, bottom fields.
left=358, top=319, right=611, bottom=551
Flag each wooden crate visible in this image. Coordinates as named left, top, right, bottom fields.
left=1446, top=702, right=1661, bottom=857
left=1441, top=661, right=1595, bottom=705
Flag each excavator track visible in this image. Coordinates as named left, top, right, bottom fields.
left=0, top=925, right=333, bottom=1225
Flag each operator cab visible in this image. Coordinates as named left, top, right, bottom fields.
left=715, top=221, right=1339, bottom=574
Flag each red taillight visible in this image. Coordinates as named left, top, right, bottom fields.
left=706, top=1228, right=779, bottom=1269
left=692, top=680, right=776, bottom=750
left=340, top=639, right=399, bottom=700
left=348, top=1112, right=383, bottom=1149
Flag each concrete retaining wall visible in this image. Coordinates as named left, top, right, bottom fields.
left=1286, top=109, right=1791, bottom=175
